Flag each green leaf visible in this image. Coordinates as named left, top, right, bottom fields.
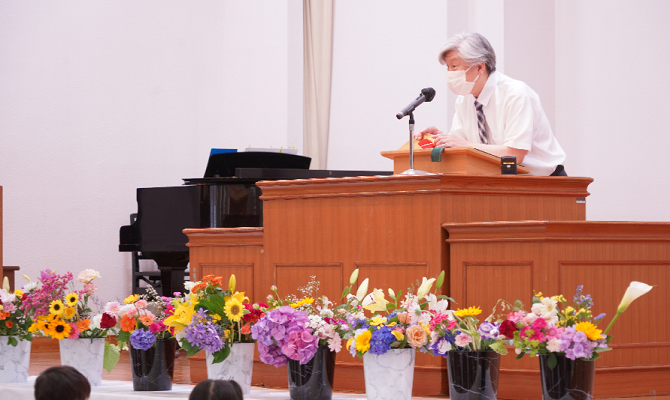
left=516, top=352, right=525, bottom=360
left=116, top=330, right=130, bottom=344
left=488, top=341, right=508, bottom=355
left=547, top=353, right=557, bottom=370
left=212, top=345, right=231, bottom=364
left=103, top=342, right=121, bottom=373
left=7, top=336, right=18, bottom=347
left=341, top=286, right=350, bottom=299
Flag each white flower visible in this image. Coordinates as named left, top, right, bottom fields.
left=320, top=308, right=334, bottom=318
left=355, top=278, right=369, bottom=301
left=91, top=314, right=103, bottom=330
left=22, top=281, right=38, bottom=292
left=436, top=339, right=451, bottom=355
left=523, top=312, right=539, bottom=325
left=417, top=277, right=436, bottom=298
left=424, top=294, right=449, bottom=313
left=77, top=269, right=101, bottom=283
left=546, top=338, right=563, bottom=353
left=618, top=281, right=653, bottom=313
left=184, top=281, right=197, bottom=291
left=0, top=289, right=16, bottom=304
left=515, top=348, right=522, bottom=355
left=117, top=303, right=134, bottom=317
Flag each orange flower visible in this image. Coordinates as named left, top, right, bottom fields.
left=191, top=282, right=207, bottom=293
left=211, top=276, right=223, bottom=287
left=120, top=314, right=137, bottom=332
left=0, top=311, right=9, bottom=320
left=77, top=319, right=90, bottom=332
left=202, top=275, right=214, bottom=283
left=5, top=321, right=13, bottom=329
left=139, top=314, right=155, bottom=327
left=406, top=325, right=428, bottom=348
left=240, top=323, right=251, bottom=335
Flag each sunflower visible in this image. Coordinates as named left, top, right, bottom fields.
left=355, top=330, right=372, bottom=353
left=64, top=292, right=79, bottom=306
left=454, top=306, right=482, bottom=318
left=576, top=321, right=604, bottom=341
left=49, top=319, right=72, bottom=339
left=49, top=300, right=65, bottom=315
left=224, top=298, right=244, bottom=322
left=63, top=306, right=77, bottom=319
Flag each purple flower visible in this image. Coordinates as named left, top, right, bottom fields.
left=368, top=326, right=395, bottom=355
left=258, top=343, right=286, bottom=368
left=130, top=329, right=156, bottom=351
left=478, top=322, right=501, bottom=340
left=252, top=306, right=317, bottom=366
left=184, top=321, right=224, bottom=353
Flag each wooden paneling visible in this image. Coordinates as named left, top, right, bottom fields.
left=274, top=263, right=343, bottom=303
left=444, top=221, right=670, bottom=398
left=381, top=148, right=530, bottom=175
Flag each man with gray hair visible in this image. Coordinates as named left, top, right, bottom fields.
left=415, top=32, right=566, bottom=176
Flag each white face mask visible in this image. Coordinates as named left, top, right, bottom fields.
left=447, top=65, right=480, bottom=96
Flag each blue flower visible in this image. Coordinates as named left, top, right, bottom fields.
left=368, top=326, right=395, bottom=355
left=184, top=321, right=224, bottom=353
left=130, top=329, right=156, bottom=351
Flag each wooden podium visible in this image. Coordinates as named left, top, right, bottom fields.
left=381, top=147, right=530, bottom=175
left=185, top=149, right=594, bottom=396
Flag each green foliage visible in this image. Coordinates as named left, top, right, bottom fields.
left=212, top=344, right=231, bottom=364
left=103, top=342, right=120, bottom=373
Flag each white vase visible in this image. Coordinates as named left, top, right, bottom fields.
left=363, top=348, right=416, bottom=400
left=0, top=336, right=31, bottom=383
left=59, top=337, right=105, bottom=386
left=206, top=342, right=255, bottom=394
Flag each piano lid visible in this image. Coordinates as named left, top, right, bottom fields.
left=204, top=152, right=311, bottom=178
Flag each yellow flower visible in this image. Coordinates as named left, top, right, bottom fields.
left=576, top=321, right=604, bottom=341
left=229, top=274, right=236, bottom=292
left=63, top=306, right=77, bottom=319
left=369, top=316, right=387, bottom=327
left=290, top=297, right=314, bottom=309
left=163, top=301, right=197, bottom=332
left=363, top=289, right=389, bottom=313
left=454, top=306, right=482, bottom=318
left=14, top=290, right=23, bottom=297
left=49, top=319, right=72, bottom=340
left=49, top=300, right=65, bottom=315
left=225, top=298, right=244, bottom=322
left=65, top=292, right=79, bottom=306
left=124, top=294, right=140, bottom=304
left=224, top=291, right=249, bottom=305
left=355, top=330, right=372, bottom=353
left=391, top=330, right=404, bottom=341
left=552, top=295, right=566, bottom=302
left=346, top=337, right=354, bottom=351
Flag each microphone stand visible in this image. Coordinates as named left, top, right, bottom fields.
left=400, top=112, right=430, bottom=175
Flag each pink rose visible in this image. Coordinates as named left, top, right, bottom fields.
left=406, top=325, right=428, bottom=348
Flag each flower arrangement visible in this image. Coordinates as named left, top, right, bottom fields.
left=102, top=284, right=174, bottom=352
left=252, top=276, right=345, bottom=368
left=23, top=269, right=110, bottom=340
left=340, top=270, right=454, bottom=358
left=501, top=286, right=611, bottom=367
left=428, top=304, right=508, bottom=356
left=172, top=274, right=267, bottom=364
left=0, top=277, right=34, bottom=345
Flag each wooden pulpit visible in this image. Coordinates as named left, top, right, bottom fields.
left=381, top=147, right=530, bottom=175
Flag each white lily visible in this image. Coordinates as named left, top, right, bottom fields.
left=349, top=269, right=359, bottom=285
left=424, top=293, right=449, bottom=313
left=604, top=281, right=653, bottom=335
left=355, top=278, right=369, bottom=301
left=363, top=289, right=389, bottom=312
left=388, top=288, right=395, bottom=297
left=416, top=277, right=436, bottom=297
left=2, top=277, right=9, bottom=292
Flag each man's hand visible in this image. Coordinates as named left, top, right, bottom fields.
left=415, top=126, right=441, bottom=140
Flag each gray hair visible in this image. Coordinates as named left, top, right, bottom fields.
left=438, top=32, right=496, bottom=73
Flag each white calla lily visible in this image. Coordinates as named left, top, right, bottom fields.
left=604, top=281, right=653, bottom=335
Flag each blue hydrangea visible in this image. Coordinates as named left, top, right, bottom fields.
left=368, top=326, right=396, bottom=355
left=130, top=328, right=156, bottom=351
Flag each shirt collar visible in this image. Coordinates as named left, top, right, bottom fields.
left=475, top=71, right=498, bottom=106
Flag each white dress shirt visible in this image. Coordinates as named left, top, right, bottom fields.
left=449, top=71, right=566, bottom=176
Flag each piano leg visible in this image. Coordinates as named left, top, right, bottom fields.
left=158, top=266, right=188, bottom=297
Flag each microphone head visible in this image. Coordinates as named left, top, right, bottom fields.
left=396, top=112, right=405, bottom=119
left=421, top=87, right=436, bottom=102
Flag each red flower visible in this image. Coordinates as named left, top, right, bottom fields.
left=500, top=319, right=519, bottom=339
left=100, top=313, right=117, bottom=329
left=5, top=321, right=13, bottom=329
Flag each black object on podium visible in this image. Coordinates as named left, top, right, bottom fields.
left=120, top=152, right=392, bottom=296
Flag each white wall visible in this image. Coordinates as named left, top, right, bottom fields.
left=555, top=1, right=670, bottom=221
left=0, top=1, right=295, bottom=302
left=1, top=1, right=669, bottom=302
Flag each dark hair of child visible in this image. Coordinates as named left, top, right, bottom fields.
left=189, top=379, right=244, bottom=400
left=34, top=366, right=91, bottom=400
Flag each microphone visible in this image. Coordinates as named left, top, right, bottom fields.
left=396, top=87, right=436, bottom=119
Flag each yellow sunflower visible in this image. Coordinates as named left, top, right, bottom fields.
left=49, top=300, right=65, bottom=315
left=63, top=306, right=77, bottom=319
left=65, top=292, right=79, bottom=306
left=454, top=306, right=482, bottom=318
left=355, top=330, right=372, bottom=353
left=224, top=291, right=249, bottom=305
left=49, top=319, right=72, bottom=340
left=224, top=298, right=244, bottom=322
left=576, top=321, right=604, bottom=341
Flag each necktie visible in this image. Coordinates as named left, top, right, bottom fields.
left=474, top=100, right=488, bottom=144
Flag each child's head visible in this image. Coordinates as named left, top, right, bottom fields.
left=35, top=366, right=91, bottom=400
left=189, top=379, right=244, bottom=400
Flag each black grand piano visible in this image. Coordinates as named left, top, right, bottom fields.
left=119, top=151, right=391, bottom=296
